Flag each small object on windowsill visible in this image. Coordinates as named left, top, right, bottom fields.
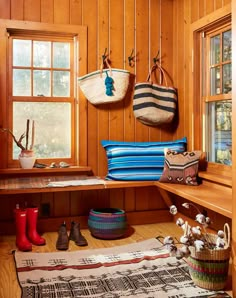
left=34, top=162, right=47, bottom=168
left=59, top=162, right=70, bottom=168
left=49, top=162, right=58, bottom=168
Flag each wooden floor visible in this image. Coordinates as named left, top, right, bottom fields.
left=0, top=222, right=233, bottom=298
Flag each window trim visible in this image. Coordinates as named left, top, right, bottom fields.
left=0, top=19, right=88, bottom=169
left=189, top=5, right=231, bottom=178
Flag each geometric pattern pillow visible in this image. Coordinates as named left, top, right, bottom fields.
left=159, top=150, right=202, bottom=185
left=101, top=137, right=187, bottom=181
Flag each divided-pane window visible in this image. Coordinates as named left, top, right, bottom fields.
left=9, top=35, right=75, bottom=161
left=203, top=24, right=232, bottom=165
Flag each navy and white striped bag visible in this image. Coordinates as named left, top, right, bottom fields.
left=133, top=63, right=177, bottom=126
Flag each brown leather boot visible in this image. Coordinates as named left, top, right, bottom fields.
left=56, top=222, right=69, bottom=250
left=69, top=221, right=88, bottom=246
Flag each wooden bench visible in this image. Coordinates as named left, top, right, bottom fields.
left=155, top=180, right=232, bottom=219
left=0, top=166, right=232, bottom=220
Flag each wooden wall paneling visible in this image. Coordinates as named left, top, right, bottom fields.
left=10, top=0, right=23, bottom=20
left=24, top=0, right=41, bottom=22
left=148, top=187, right=166, bottom=210
left=41, top=0, right=54, bottom=23
left=191, top=0, right=199, bottom=23
left=135, top=187, right=150, bottom=211
left=135, top=0, right=150, bottom=142
left=123, top=0, right=136, bottom=211
left=0, top=195, right=13, bottom=220
left=53, top=0, right=70, bottom=24
left=172, top=0, right=188, bottom=142
left=83, top=0, right=98, bottom=173
left=159, top=0, right=175, bottom=141
left=70, top=191, right=85, bottom=216
left=40, top=192, right=54, bottom=217
left=124, top=0, right=135, bottom=142
left=215, top=0, right=223, bottom=10
left=109, top=188, right=125, bottom=210
left=97, top=0, right=110, bottom=177
left=0, top=26, right=8, bottom=168
left=78, top=26, right=88, bottom=166
left=134, top=0, right=150, bottom=211
left=223, top=0, right=231, bottom=5
left=124, top=188, right=136, bottom=211
left=199, top=0, right=206, bottom=19
left=149, top=0, right=161, bottom=142
left=109, top=0, right=125, bottom=141
left=70, top=0, right=82, bottom=25
left=0, top=0, right=10, bottom=19
left=206, top=0, right=215, bottom=15
left=53, top=192, right=70, bottom=217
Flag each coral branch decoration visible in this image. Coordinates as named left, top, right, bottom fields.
left=1, top=119, right=35, bottom=151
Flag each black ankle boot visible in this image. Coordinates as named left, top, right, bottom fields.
left=56, top=222, right=69, bottom=250
left=69, top=221, right=88, bottom=246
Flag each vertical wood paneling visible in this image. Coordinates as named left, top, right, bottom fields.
left=160, top=0, right=175, bottom=141
left=54, top=0, right=70, bottom=24
left=97, top=0, right=110, bottom=176
left=10, top=0, right=23, bottom=20
left=123, top=0, right=136, bottom=214
left=124, top=0, right=135, bottom=142
left=135, top=0, right=149, bottom=142
left=109, top=0, right=125, bottom=142
left=0, top=0, right=10, bottom=18
left=191, top=0, right=199, bottom=23
left=134, top=0, right=150, bottom=211
left=0, top=26, right=8, bottom=168
left=24, top=0, right=41, bottom=21
left=206, top=0, right=214, bottom=15
left=215, top=0, right=223, bottom=10
left=54, top=192, right=70, bottom=216
left=83, top=1, right=99, bottom=174
left=149, top=0, right=161, bottom=143
left=199, top=0, right=205, bottom=19
left=70, top=0, right=82, bottom=25
left=41, top=0, right=54, bottom=23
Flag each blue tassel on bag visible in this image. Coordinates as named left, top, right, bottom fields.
left=105, top=71, right=114, bottom=96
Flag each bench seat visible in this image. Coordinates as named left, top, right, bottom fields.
left=155, top=181, right=232, bottom=219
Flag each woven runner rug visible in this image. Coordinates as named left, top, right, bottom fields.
left=13, top=238, right=229, bottom=298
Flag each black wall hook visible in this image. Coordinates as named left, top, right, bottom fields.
left=102, top=48, right=108, bottom=62
left=128, top=49, right=135, bottom=67
left=153, top=51, right=160, bottom=64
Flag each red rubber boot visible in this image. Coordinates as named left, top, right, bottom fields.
left=26, top=207, right=46, bottom=246
left=15, top=208, right=32, bottom=251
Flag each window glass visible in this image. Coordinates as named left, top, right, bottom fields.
left=13, top=39, right=31, bottom=67
left=13, top=102, right=71, bottom=159
left=11, top=36, right=73, bottom=161
left=204, top=26, right=232, bottom=166
left=33, top=41, right=51, bottom=68
left=206, top=101, right=232, bottom=165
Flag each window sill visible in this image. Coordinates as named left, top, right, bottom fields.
left=198, top=171, right=232, bottom=187
left=0, top=166, right=92, bottom=177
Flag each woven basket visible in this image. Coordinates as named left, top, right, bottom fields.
left=78, top=58, right=130, bottom=105
left=187, top=223, right=231, bottom=290
left=88, top=208, right=127, bottom=239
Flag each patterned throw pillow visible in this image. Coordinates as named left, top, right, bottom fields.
left=101, top=137, right=187, bottom=181
left=159, top=150, right=202, bottom=185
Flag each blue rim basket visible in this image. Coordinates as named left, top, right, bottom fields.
left=88, top=208, right=127, bottom=239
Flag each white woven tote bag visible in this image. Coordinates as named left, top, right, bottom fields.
left=78, top=59, right=130, bottom=105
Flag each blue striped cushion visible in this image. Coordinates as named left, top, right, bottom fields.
left=101, top=137, right=187, bottom=181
